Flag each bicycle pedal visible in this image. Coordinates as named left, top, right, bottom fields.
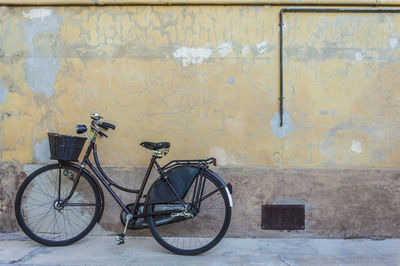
left=116, top=234, right=125, bottom=245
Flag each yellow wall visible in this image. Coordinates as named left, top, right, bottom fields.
left=1, top=6, right=400, bottom=168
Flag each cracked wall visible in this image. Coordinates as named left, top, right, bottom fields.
left=0, top=6, right=281, bottom=167
left=1, top=7, right=400, bottom=167
left=1, top=6, right=400, bottom=237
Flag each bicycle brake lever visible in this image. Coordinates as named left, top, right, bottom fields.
left=98, top=131, right=108, bottom=138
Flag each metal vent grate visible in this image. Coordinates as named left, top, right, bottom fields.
left=261, top=204, right=305, bottom=230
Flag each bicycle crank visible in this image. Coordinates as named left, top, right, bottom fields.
left=116, top=213, right=132, bottom=245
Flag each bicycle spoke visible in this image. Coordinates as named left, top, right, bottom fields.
left=31, top=206, right=53, bottom=233
left=32, top=181, right=54, bottom=204
left=22, top=195, right=48, bottom=205
left=66, top=208, right=93, bottom=226
left=44, top=171, right=57, bottom=198
left=66, top=203, right=98, bottom=207
left=38, top=176, right=56, bottom=202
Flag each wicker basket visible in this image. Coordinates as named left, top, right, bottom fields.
left=48, top=133, right=86, bottom=161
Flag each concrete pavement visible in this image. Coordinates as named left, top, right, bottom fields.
left=0, top=233, right=399, bottom=265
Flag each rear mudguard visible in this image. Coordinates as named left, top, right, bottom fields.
left=59, top=161, right=105, bottom=223
left=205, top=169, right=233, bottom=208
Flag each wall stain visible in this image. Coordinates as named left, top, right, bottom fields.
left=0, top=80, right=8, bottom=103
left=22, top=9, right=63, bottom=98
left=270, top=111, right=294, bottom=138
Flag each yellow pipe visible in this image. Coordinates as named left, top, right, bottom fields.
left=376, top=0, right=400, bottom=5
left=0, top=0, right=390, bottom=6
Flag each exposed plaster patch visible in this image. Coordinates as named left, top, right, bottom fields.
left=0, top=80, right=8, bottom=103
left=23, top=11, right=63, bottom=98
left=173, top=45, right=213, bottom=67
left=209, top=146, right=236, bottom=166
left=270, top=112, right=294, bottom=138
left=33, top=138, right=51, bottom=163
left=23, top=8, right=52, bottom=21
left=256, top=41, right=268, bottom=54
left=218, top=42, right=232, bottom=57
left=242, top=45, right=250, bottom=56
left=224, top=114, right=243, bottom=134
left=389, top=37, right=398, bottom=49
left=227, top=77, right=235, bottom=84
left=355, top=52, right=363, bottom=61
left=272, top=151, right=281, bottom=162
left=320, top=109, right=336, bottom=116
left=351, top=140, right=362, bottom=154
left=319, top=139, right=334, bottom=159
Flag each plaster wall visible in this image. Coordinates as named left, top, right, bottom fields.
left=1, top=5, right=399, bottom=237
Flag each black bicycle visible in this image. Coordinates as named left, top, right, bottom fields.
left=14, top=113, right=233, bottom=255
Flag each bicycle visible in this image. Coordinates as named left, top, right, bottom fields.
left=14, top=113, right=233, bottom=255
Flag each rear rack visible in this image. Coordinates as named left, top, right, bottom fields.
left=162, top=158, right=216, bottom=171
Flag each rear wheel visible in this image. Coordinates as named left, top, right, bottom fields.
left=15, top=164, right=102, bottom=246
left=147, top=171, right=231, bottom=255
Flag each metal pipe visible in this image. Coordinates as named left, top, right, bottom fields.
left=279, top=9, right=284, bottom=127
left=279, top=7, right=400, bottom=127
left=0, top=0, right=393, bottom=6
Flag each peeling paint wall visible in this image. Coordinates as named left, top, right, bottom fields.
left=1, top=5, right=400, bottom=237
left=0, top=163, right=26, bottom=232
left=0, top=6, right=282, bottom=167
left=284, top=12, right=400, bottom=167
left=1, top=6, right=400, bottom=168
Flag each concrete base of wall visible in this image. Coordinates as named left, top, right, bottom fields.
left=2, top=162, right=399, bottom=238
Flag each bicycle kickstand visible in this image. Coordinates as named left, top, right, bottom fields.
left=117, top=214, right=132, bottom=245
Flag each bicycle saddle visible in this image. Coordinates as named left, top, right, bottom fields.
left=140, top=142, right=170, bottom=150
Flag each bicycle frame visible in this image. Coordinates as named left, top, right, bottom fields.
left=63, top=140, right=210, bottom=219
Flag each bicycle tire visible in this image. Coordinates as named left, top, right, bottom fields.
left=146, top=171, right=231, bottom=255
left=15, top=164, right=102, bottom=246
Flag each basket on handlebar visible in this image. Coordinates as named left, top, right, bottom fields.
left=48, top=133, right=86, bottom=161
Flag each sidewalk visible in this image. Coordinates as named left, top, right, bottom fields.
left=0, top=233, right=399, bottom=266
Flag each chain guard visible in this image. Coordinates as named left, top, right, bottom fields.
left=120, top=203, right=148, bottom=230
left=120, top=203, right=193, bottom=230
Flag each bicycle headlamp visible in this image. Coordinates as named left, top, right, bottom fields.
left=76, top=125, right=87, bottom=134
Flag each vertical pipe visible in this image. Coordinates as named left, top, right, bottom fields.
left=279, top=9, right=285, bottom=127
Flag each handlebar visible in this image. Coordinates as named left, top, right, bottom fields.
left=76, top=113, right=116, bottom=140
left=97, top=122, right=116, bottom=130
left=98, top=131, right=108, bottom=138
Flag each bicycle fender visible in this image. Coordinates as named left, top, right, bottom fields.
left=205, top=169, right=233, bottom=208
left=58, top=161, right=105, bottom=223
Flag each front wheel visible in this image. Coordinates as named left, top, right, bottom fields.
left=15, top=164, right=102, bottom=246
left=147, top=171, right=232, bottom=255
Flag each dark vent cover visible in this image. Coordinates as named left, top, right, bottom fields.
left=262, top=204, right=305, bottom=230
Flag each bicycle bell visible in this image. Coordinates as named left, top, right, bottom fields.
left=91, top=113, right=102, bottom=120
